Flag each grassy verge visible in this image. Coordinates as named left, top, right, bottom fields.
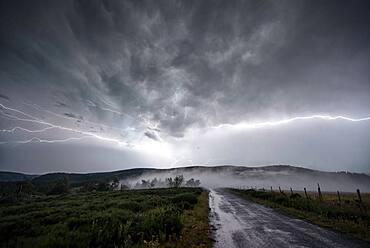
left=177, top=191, right=211, bottom=248
left=228, top=188, right=370, bottom=242
left=0, top=188, right=211, bottom=248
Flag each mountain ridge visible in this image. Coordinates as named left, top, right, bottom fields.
left=1, top=164, right=369, bottom=183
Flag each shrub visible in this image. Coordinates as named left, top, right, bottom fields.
left=171, top=193, right=198, bottom=209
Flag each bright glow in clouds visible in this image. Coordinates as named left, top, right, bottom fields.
left=2, top=102, right=370, bottom=145
left=1, top=101, right=370, bottom=170
left=134, top=139, right=174, bottom=160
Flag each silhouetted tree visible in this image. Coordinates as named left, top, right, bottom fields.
left=166, top=177, right=174, bottom=187
left=111, top=176, right=120, bottom=190
left=174, top=175, right=184, bottom=188
left=185, top=178, right=201, bottom=187
left=141, top=180, right=150, bottom=188
left=150, top=178, right=158, bottom=188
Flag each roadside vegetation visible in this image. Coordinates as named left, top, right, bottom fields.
left=0, top=187, right=211, bottom=248
left=179, top=191, right=211, bottom=248
left=229, top=188, right=370, bottom=241
left=0, top=174, right=211, bottom=248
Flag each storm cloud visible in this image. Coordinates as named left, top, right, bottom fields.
left=0, top=0, right=369, bottom=173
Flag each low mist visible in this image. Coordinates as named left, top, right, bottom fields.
left=121, top=166, right=370, bottom=193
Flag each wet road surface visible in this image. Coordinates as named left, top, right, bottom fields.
left=209, top=189, right=369, bottom=248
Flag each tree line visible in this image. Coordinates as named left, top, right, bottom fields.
left=133, top=175, right=201, bottom=189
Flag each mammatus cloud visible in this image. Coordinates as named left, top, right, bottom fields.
left=0, top=0, right=370, bottom=173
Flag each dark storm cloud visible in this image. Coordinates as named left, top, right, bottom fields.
left=1, top=0, right=369, bottom=138
left=1, top=1, right=370, bottom=136
left=0, top=94, right=10, bottom=101
left=0, top=0, right=370, bottom=173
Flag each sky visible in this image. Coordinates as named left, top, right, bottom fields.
left=0, top=0, right=370, bottom=174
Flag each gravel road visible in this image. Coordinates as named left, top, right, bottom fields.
left=209, top=188, right=369, bottom=248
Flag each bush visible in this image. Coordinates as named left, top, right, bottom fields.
left=171, top=193, right=198, bottom=209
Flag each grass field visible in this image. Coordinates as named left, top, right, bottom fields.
left=304, top=191, right=370, bottom=205
left=228, top=188, right=370, bottom=242
left=0, top=188, right=211, bottom=248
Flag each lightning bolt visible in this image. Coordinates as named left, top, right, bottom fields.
left=0, top=103, right=127, bottom=145
left=212, top=115, right=370, bottom=130
left=24, top=102, right=128, bottom=133
left=0, top=136, right=91, bottom=144
left=0, top=103, right=40, bottom=120
left=0, top=126, right=55, bottom=133
left=2, top=102, right=370, bottom=150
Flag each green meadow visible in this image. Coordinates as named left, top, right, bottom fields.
left=0, top=188, right=211, bottom=248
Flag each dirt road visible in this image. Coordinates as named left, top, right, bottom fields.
left=209, top=189, right=369, bottom=248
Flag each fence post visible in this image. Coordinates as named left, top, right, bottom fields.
left=317, top=183, right=323, bottom=201
left=337, top=191, right=341, bottom=205
left=279, top=186, right=282, bottom=194
left=304, top=188, right=309, bottom=199
left=290, top=187, right=293, bottom=195
left=357, top=189, right=362, bottom=203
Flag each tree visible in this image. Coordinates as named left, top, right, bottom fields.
left=150, top=178, right=158, bottom=188
left=185, top=178, right=201, bottom=187
left=141, top=180, right=150, bottom=188
left=166, top=177, right=174, bottom=187
left=111, top=176, right=120, bottom=190
left=166, top=175, right=184, bottom=188
left=173, top=175, right=184, bottom=188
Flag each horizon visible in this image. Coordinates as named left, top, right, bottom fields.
left=2, top=164, right=370, bottom=176
left=1, top=0, right=370, bottom=174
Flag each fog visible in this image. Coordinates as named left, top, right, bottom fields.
left=121, top=166, right=370, bottom=193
